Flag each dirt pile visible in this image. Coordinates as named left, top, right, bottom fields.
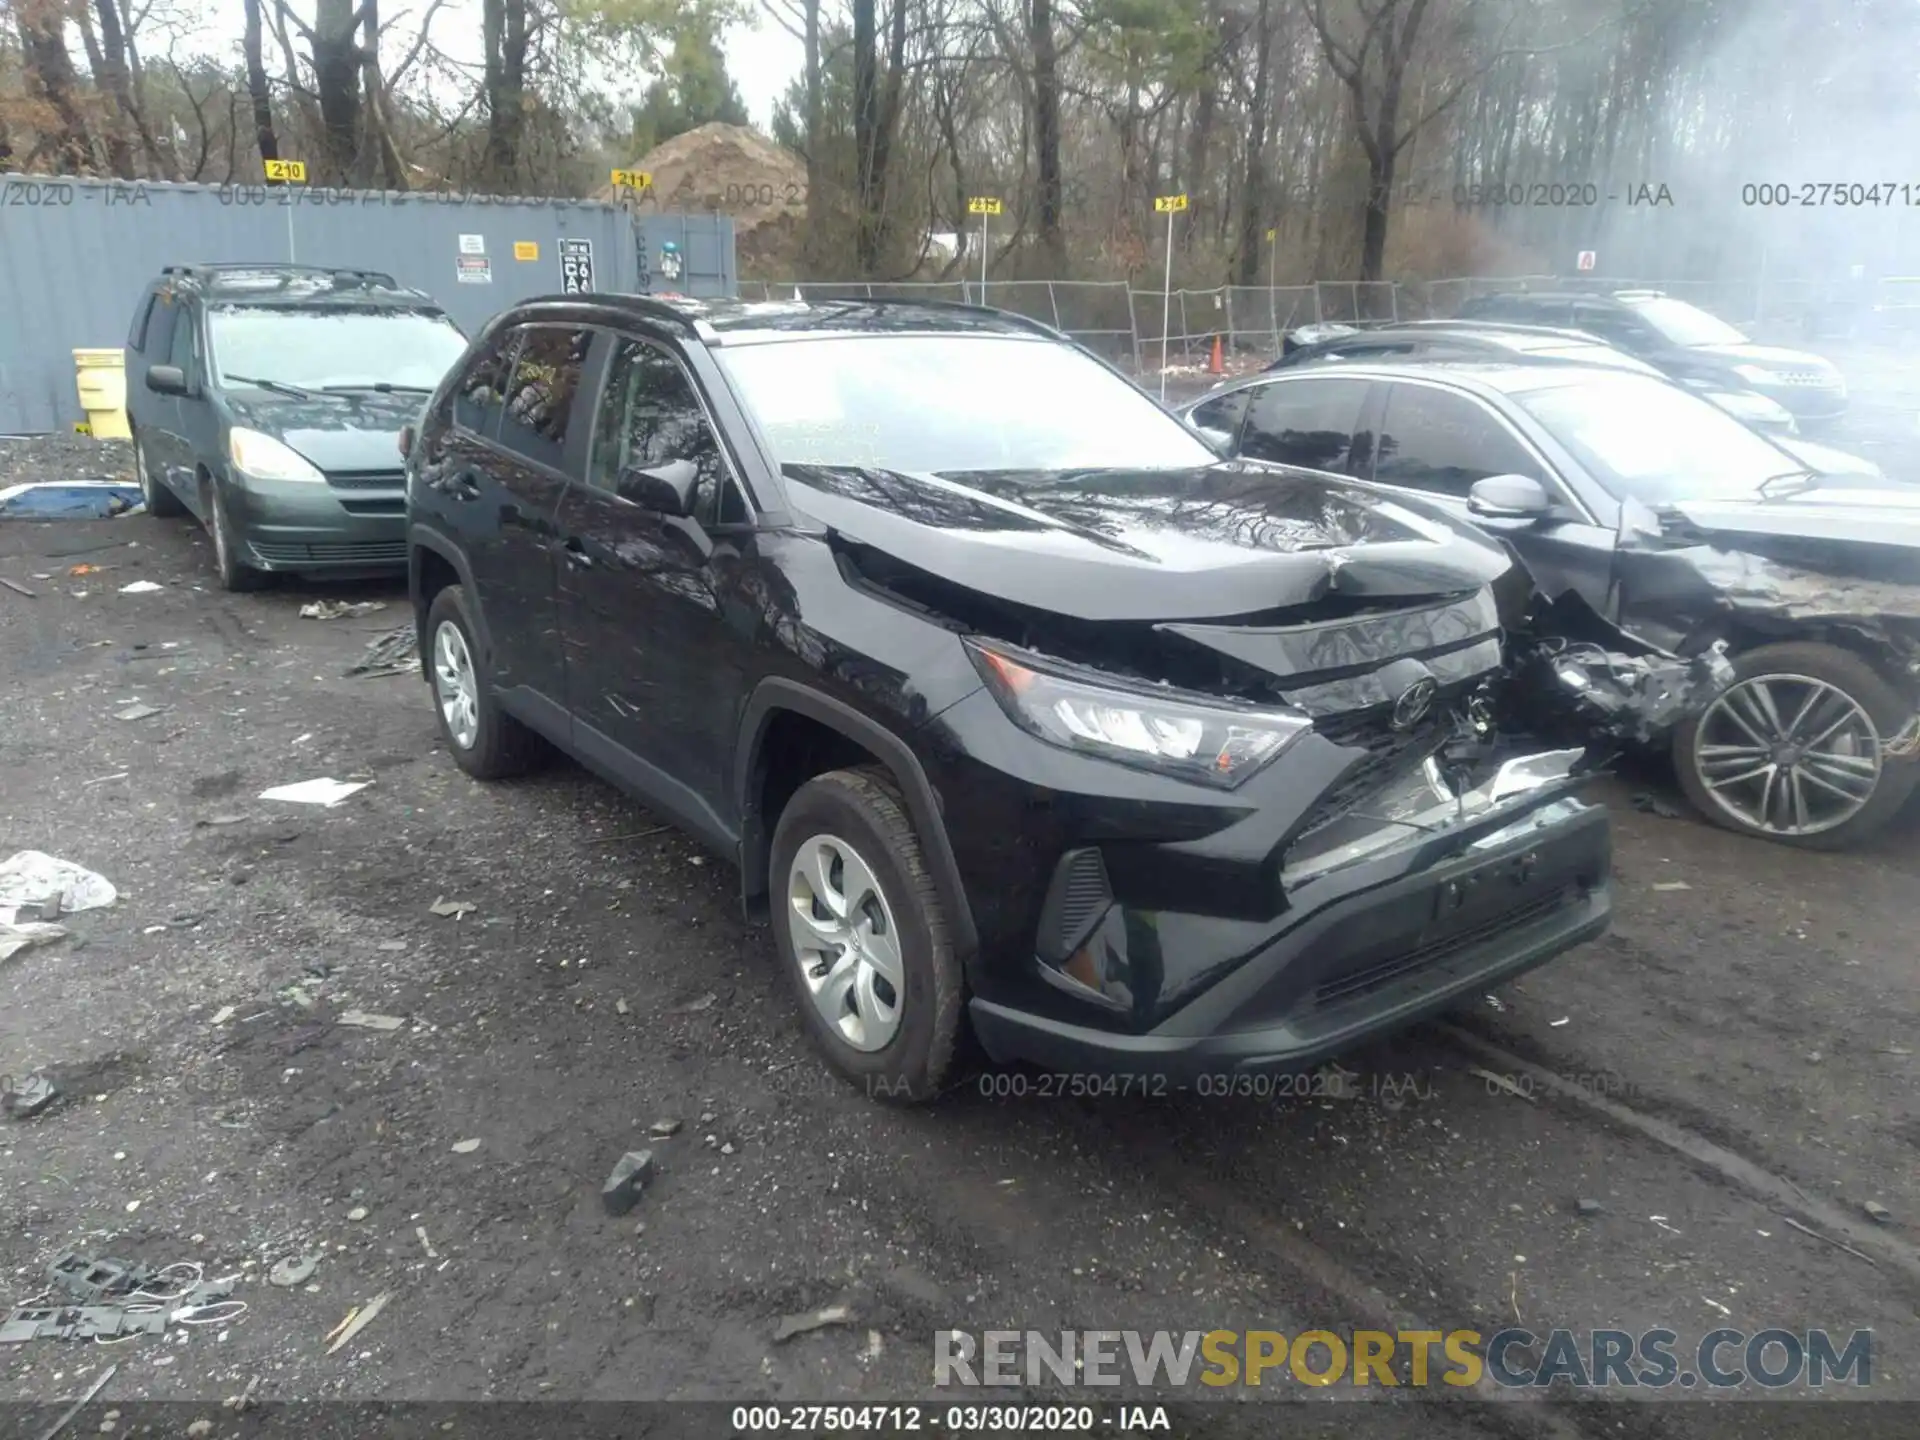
left=598, top=123, right=808, bottom=248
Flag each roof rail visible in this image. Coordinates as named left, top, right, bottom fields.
left=160, top=263, right=400, bottom=288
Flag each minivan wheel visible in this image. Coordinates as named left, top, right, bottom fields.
left=134, top=433, right=185, bottom=517
left=425, top=584, right=540, bottom=779
left=1674, top=640, right=1917, bottom=850
left=205, top=482, right=267, bottom=592
left=769, top=766, right=963, bottom=1103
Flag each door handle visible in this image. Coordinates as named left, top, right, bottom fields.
left=562, top=537, right=594, bottom=569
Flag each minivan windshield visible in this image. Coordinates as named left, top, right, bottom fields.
left=1514, top=373, right=1811, bottom=503
left=208, top=305, right=469, bottom=391
left=715, top=334, right=1218, bottom=473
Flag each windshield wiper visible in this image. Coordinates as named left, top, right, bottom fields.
left=224, top=373, right=319, bottom=399
left=321, top=382, right=435, bottom=395
left=1757, top=469, right=1820, bottom=498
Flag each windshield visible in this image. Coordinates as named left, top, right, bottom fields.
left=208, top=306, right=468, bottom=391
left=715, top=334, right=1218, bottom=473
left=1624, top=297, right=1748, bottom=347
left=1514, top=373, right=1808, bottom=503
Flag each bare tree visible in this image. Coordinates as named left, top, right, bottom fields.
left=13, top=0, right=95, bottom=172
left=243, top=0, right=282, bottom=167
left=482, top=0, right=530, bottom=186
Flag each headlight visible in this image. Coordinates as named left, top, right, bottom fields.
left=964, top=638, right=1312, bottom=788
left=228, top=427, right=325, bottom=483
left=1731, top=363, right=1774, bottom=385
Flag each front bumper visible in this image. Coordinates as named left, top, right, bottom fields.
left=1754, top=382, right=1848, bottom=422
left=225, top=471, right=407, bottom=572
left=969, top=754, right=1612, bottom=1082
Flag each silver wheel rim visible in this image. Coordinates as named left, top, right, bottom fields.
left=432, top=620, right=481, bottom=750
left=211, top=492, right=231, bottom=572
left=1693, top=672, right=1882, bottom=836
left=786, top=832, right=905, bottom=1052
left=137, top=441, right=159, bottom=506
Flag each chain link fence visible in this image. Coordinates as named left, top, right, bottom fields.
left=740, top=273, right=1902, bottom=370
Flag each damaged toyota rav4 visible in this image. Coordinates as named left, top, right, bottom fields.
left=406, top=297, right=1628, bottom=1102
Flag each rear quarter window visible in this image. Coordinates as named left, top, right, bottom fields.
left=128, top=293, right=158, bottom=352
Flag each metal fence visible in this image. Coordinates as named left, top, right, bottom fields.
left=748, top=272, right=1900, bottom=371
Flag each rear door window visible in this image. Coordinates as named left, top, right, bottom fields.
left=1238, top=377, right=1372, bottom=473
left=1371, top=383, right=1544, bottom=497
left=128, top=294, right=157, bottom=351
left=497, top=327, right=594, bottom=471
left=144, top=295, right=179, bottom=363
left=451, top=326, right=524, bottom=439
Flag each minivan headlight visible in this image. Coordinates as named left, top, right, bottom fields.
left=1731, top=363, right=1775, bottom=385
left=964, top=638, right=1312, bottom=788
left=1707, top=390, right=1796, bottom=431
left=229, top=428, right=325, bottom=483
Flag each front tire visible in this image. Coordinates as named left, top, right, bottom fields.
left=425, top=584, right=540, bottom=779
left=770, top=766, right=963, bottom=1104
left=1674, top=640, right=1916, bottom=850
left=133, top=432, right=185, bottom=517
left=205, top=481, right=267, bottom=592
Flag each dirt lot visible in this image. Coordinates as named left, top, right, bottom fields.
left=1, top=436, right=1918, bottom=1438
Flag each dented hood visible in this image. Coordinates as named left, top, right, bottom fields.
left=779, top=462, right=1511, bottom=621
left=1666, top=483, right=1920, bottom=552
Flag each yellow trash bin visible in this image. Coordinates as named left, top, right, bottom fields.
left=73, top=348, right=132, bottom=440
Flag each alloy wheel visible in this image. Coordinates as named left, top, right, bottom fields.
left=1691, top=673, right=1882, bottom=837
left=785, top=832, right=905, bottom=1052
left=137, top=440, right=161, bottom=508
left=432, top=620, right=481, bottom=750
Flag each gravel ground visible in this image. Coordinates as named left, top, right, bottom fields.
left=1, top=433, right=1918, bottom=1438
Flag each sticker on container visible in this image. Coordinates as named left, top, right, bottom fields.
left=458, top=233, right=486, bottom=255
left=456, top=255, right=492, bottom=284
left=513, top=241, right=539, bottom=261
left=559, top=237, right=595, bottom=294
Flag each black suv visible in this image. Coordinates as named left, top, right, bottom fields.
left=1456, top=291, right=1847, bottom=424
left=405, top=296, right=1614, bottom=1101
left=125, top=264, right=470, bottom=589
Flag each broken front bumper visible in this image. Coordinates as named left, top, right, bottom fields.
left=969, top=749, right=1611, bottom=1082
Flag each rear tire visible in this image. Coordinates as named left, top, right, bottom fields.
left=769, top=766, right=963, bottom=1104
left=426, top=584, right=541, bottom=779
left=1674, top=640, right=1916, bottom=850
left=133, top=432, right=185, bottom=517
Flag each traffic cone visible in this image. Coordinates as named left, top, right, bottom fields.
left=1208, top=334, right=1224, bottom=375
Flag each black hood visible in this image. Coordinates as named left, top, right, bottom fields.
left=1665, top=482, right=1920, bottom=555
left=225, top=390, right=425, bottom=473
left=780, top=461, right=1512, bottom=622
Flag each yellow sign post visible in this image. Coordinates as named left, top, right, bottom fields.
left=967, top=197, right=1001, bottom=301
left=264, top=158, right=307, bottom=183
left=609, top=169, right=651, bottom=193
left=1153, top=195, right=1189, bottom=399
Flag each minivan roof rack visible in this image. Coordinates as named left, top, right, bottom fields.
left=160, top=263, right=402, bottom=289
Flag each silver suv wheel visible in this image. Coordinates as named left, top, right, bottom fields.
left=785, top=831, right=905, bottom=1051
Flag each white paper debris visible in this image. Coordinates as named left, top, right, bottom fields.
left=119, top=580, right=164, bottom=594
left=0, top=850, right=118, bottom=923
left=259, top=778, right=369, bottom=807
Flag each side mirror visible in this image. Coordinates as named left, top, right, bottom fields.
left=617, top=457, right=699, bottom=517
left=1468, top=474, right=1553, bottom=520
left=146, top=364, right=188, bottom=396
left=398, top=423, right=416, bottom=459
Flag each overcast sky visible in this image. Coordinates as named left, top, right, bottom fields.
left=165, top=2, right=804, bottom=135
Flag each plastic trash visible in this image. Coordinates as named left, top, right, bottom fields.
left=0, top=851, right=117, bottom=923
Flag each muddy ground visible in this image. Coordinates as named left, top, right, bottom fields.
left=1, top=435, right=1917, bottom=1440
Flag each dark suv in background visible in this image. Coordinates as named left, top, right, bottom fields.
left=405, top=295, right=1616, bottom=1102
left=1457, top=290, right=1847, bottom=425
left=125, top=264, right=469, bottom=589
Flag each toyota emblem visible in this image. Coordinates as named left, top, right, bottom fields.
left=1390, top=677, right=1438, bottom=731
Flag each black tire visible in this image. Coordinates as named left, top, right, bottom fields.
left=132, top=430, right=185, bottom=517
left=1674, top=640, right=1917, bottom=850
left=769, top=766, right=964, bottom=1104
left=424, top=583, right=541, bottom=779
left=205, top=480, right=268, bottom=592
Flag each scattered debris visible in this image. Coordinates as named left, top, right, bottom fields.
left=337, top=1011, right=405, bottom=1032
left=259, top=778, right=369, bottom=807
left=773, top=1303, right=855, bottom=1343
left=863, top=1329, right=884, bottom=1362
left=2, top=1252, right=241, bottom=1344
left=428, top=897, right=477, bottom=919
left=268, top=1255, right=321, bottom=1289
left=82, top=772, right=128, bottom=787
left=416, top=1226, right=438, bottom=1260
left=1806, top=1051, right=1823, bottom=1064
left=348, top=625, right=419, bottom=678
left=0, top=851, right=117, bottom=923
left=1575, top=1198, right=1604, bottom=1217
left=1482, top=993, right=1506, bottom=1013
left=1549, top=1016, right=1571, bottom=1027
left=615, top=998, right=631, bottom=1015
left=347, top=1207, right=369, bottom=1222
left=324, top=1291, right=391, bottom=1355
left=187, top=1421, right=213, bottom=1439
left=649, top=1119, right=682, bottom=1138
left=1782, top=1215, right=1878, bottom=1267
left=114, top=702, right=164, bottom=722
left=1651, top=880, right=1692, bottom=892
left=2, top=1072, right=59, bottom=1120
left=675, top=991, right=718, bottom=1014
left=1648, top=1215, right=1682, bottom=1235
left=300, top=599, right=387, bottom=620
left=196, top=814, right=248, bottom=828
left=0, top=576, right=35, bottom=597
left=0, top=480, right=143, bottom=519
left=375, top=939, right=408, bottom=952
left=32, top=1361, right=116, bottom=1440
left=602, top=1150, right=655, bottom=1215
left=1469, top=1067, right=1535, bottom=1102
left=0, top=921, right=67, bottom=963
left=118, top=580, right=163, bottom=594
left=1701, top=1295, right=1732, bottom=1318
left=1631, top=792, right=1683, bottom=819
left=222, top=1376, right=261, bottom=1413
left=1864, top=1200, right=1892, bottom=1224
left=450, top=1138, right=482, bottom=1154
